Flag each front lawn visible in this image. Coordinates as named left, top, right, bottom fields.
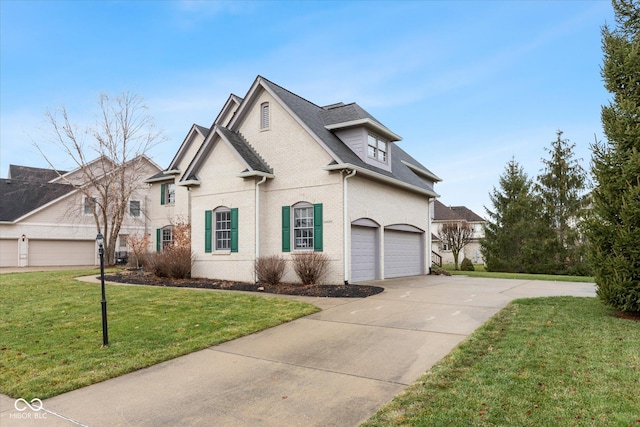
left=0, top=269, right=319, bottom=400
left=363, top=297, right=639, bottom=426
left=441, top=264, right=595, bottom=283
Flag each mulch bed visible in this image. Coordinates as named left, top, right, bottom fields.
left=103, top=272, right=384, bottom=298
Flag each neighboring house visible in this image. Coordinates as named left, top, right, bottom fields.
left=431, top=199, right=486, bottom=265
left=0, top=157, right=160, bottom=267
left=147, top=75, right=441, bottom=284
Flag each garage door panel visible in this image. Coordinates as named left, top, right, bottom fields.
left=384, top=230, right=423, bottom=279
left=0, top=240, right=18, bottom=267
left=351, top=226, right=377, bottom=283
left=29, top=240, right=96, bottom=266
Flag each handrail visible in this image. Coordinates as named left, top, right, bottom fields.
left=432, top=251, right=442, bottom=267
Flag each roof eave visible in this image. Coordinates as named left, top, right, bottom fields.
left=401, top=160, right=443, bottom=182
left=176, top=179, right=200, bottom=187
left=324, top=118, right=402, bottom=142
left=323, top=163, right=439, bottom=198
left=236, top=171, right=275, bottom=179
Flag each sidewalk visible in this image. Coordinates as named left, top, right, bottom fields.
left=0, top=275, right=596, bottom=426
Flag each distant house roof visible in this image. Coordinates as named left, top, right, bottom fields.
left=8, top=165, right=67, bottom=183
left=433, top=200, right=484, bottom=222
left=0, top=179, right=74, bottom=222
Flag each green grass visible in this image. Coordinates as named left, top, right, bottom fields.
left=0, top=269, right=319, bottom=400
left=441, top=264, right=595, bottom=283
left=363, top=297, right=640, bottom=426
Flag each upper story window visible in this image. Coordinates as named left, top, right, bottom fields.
left=161, top=183, right=175, bottom=205
left=129, top=200, right=141, bottom=217
left=84, top=196, right=96, bottom=215
left=215, top=208, right=231, bottom=251
left=367, top=134, right=388, bottom=163
left=260, top=102, right=270, bottom=130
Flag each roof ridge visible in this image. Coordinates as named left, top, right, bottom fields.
left=259, top=76, right=324, bottom=110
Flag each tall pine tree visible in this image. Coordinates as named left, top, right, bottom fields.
left=536, top=130, right=588, bottom=274
left=482, top=158, right=553, bottom=273
left=586, top=0, right=640, bottom=314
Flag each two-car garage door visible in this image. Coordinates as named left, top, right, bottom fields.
left=350, top=223, right=424, bottom=282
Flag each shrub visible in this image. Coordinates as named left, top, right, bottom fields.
left=146, top=217, right=194, bottom=279
left=145, top=247, right=194, bottom=279
left=460, top=258, right=475, bottom=271
left=291, top=252, right=330, bottom=285
left=255, top=255, right=287, bottom=286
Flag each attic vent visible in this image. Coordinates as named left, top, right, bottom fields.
left=260, top=102, right=270, bottom=129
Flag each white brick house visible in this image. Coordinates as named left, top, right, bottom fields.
left=147, top=76, right=441, bottom=284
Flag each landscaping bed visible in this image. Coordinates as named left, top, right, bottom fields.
left=104, top=271, right=384, bottom=298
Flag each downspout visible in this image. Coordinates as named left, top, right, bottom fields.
left=343, top=169, right=357, bottom=285
left=255, top=176, right=267, bottom=282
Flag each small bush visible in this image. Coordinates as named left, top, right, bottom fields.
left=255, top=255, right=287, bottom=286
left=460, top=258, right=475, bottom=271
left=291, top=252, right=330, bottom=285
left=145, top=247, right=194, bottom=279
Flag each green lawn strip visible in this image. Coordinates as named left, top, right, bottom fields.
left=0, top=270, right=319, bottom=400
left=362, top=297, right=639, bottom=427
left=441, top=264, right=594, bottom=283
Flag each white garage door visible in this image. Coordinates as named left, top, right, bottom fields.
left=351, top=225, right=378, bottom=283
left=384, top=229, right=423, bottom=279
left=29, top=240, right=96, bottom=266
left=0, top=239, right=18, bottom=267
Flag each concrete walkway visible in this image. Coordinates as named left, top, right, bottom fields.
left=0, top=275, right=596, bottom=427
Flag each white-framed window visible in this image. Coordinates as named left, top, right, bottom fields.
left=166, top=183, right=175, bottom=205
left=442, top=242, right=451, bottom=252
left=119, top=234, right=128, bottom=249
left=260, top=102, right=270, bottom=130
left=293, top=203, right=314, bottom=250
left=215, top=208, right=231, bottom=251
left=367, top=134, right=388, bottom=163
left=129, top=200, right=141, bottom=217
left=162, top=226, right=173, bottom=250
left=84, top=196, right=96, bottom=215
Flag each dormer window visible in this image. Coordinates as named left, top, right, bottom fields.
left=260, top=102, right=270, bottom=130
left=367, top=134, right=387, bottom=163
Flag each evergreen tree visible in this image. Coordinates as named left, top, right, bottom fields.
left=536, top=130, right=588, bottom=274
left=585, top=0, right=640, bottom=314
left=481, top=158, right=552, bottom=273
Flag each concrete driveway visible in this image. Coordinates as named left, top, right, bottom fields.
left=0, top=275, right=596, bottom=427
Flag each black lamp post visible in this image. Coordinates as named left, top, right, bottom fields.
left=96, top=233, right=109, bottom=346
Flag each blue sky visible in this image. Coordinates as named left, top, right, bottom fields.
left=1, top=0, right=615, bottom=216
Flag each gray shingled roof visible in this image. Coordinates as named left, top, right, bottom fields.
left=195, top=124, right=210, bottom=137
left=261, top=77, right=438, bottom=193
left=217, top=126, right=272, bottom=174
left=0, top=179, right=74, bottom=222
left=8, top=165, right=67, bottom=182
left=433, top=200, right=484, bottom=222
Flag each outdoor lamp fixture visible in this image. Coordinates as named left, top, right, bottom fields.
left=96, top=232, right=109, bottom=346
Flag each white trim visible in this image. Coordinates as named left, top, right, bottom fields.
left=236, top=171, right=275, bottom=179
left=385, top=224, right=424, bottom=233
left=323, top=163, right=440, bottom=198
left=401, top=160, right=442, bottom=182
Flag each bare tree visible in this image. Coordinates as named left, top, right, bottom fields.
left=438, top=221, right=474, bottom=270
left=35, top=92, right=164, bottom=265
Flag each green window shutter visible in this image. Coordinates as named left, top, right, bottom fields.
left=282, top=206, right=290, bottom=252
left=230, top=208, right=239, bottom=253
left=313, top=203, right=323, bottom=252
left=156, top=228, right=161, bottom=252
left=204, top=210, right=212, bottom=253
left=160, top=183, right=166, bottom=205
